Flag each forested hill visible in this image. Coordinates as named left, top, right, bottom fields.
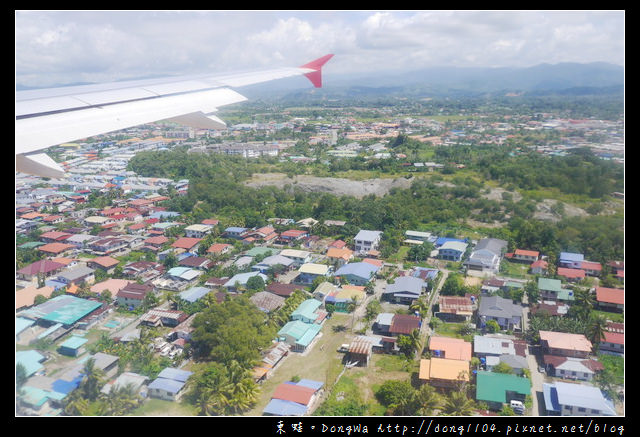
left=127, top=147, right=624, bottom=265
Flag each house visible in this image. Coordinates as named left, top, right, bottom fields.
left=475, top=371, right=531, bottom=411
left=183, top=224, right=213, bottom=238
left=428, top=336, right=472, bottom=361
left=90, top=279, right=132, bottom=298
left=16, top=285, right=55, bottom=310
left=178, top=286, right=212, bottom=304
left=418, top=357, right=470, bottom=389
left=38, top=242, right=76, bottom=257
left=558, top=252, right=584, bottom=269
left=56, top=265, right=95, bottom=286
left=581, top=261, right=602, bottom=277
left=122, top=260, right=165, bottom=282
left=223, top=272, right=268, bottom=292
left=266, top=282, right=305, bottom=298
left=473, top=334, right=518, bottom=370
left=539, top=331, right=592, bottom=358
left=101, top=372, right=148, bottom=396
left=279, top=249, right=312, bottom=266
left=250, top=291, right=286, bottom=313
left=464, top=238, right=507, bottom=274
left=244, top=226, right=278, bottom=244
left=437, top=295, right=475, bottom=322
left=291, top=299, right=325, bottom=324
left=324, top=285, right=366, bottom=313
left=223, top=226, right=248, bottom=239
left=511, top=249, right=540, bottom=263
left=542, top=355, right=603, bottom=381
left=140, top=309, right=188, bottom=328
left=296, top=263, right=331, bottom=285
left=530, top=259, right=549, bottom=275
left=58, top=335, right=89, bottom=357
left=600, top=323, right=624, bottom=356
left=263, top=379, right=324, bottom=416
left=542, top=382, right=616, bottom=416
left=277, top=229, right=309, bottom=245
left=86, top=256, right=119, bottom=274
left=206, top=243, right=231, bottom=256
left=477, top=295, right=522, bottom=331
left=147, top=368, right=193, bottom=401
left=595, top=287, right=623, bottom=312
left=382, top=275, right=426, bottom=305
left=389, top=314, right=421, bottom=336
left=438, top=241, right=468, bottom=261
left=178, top=256, right=214, bottom=270
left=116, top=282, right=154, bottom=309
left=334, top=262, right=378, bottom=286
left=17, top=259, right=66, bottom=282
left=346, top=337, right=373, bottom=367
left=538, top=277, right=574, bottom=302
left=278, top=320, right=323, bottom=352
left=171, top=237, right=202, bottom=253
left=325, top=247, right=354, bottom=267
left=353, top=230, right=382, bottom=255
left=557, top=267, right=585, bottom=282
left=252, top=254, right=295, bottom=274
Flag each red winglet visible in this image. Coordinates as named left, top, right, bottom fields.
left=300, top=54, right=334, bottom=88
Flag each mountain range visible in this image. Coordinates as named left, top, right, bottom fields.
left=243, top=62, right=624, bottom=99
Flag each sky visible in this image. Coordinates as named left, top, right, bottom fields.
left=15, top=10, right=625, bottom=88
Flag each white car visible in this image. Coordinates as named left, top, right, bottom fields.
left=510, top=400, right=525, bottom=414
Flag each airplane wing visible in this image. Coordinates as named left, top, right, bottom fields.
left=16, top=54, right=334, bottom=178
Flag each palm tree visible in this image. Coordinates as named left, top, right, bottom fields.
left=412, top=384, right=443, bottom=415
left=441, top=390, right=476, bottom=416
left=79, top=357, right=105, bottom=402
left=103, top=383, right=141, bottom=416
left=586, top=314, right=609, bottom=352
left=572, top=288, right=596, bottom=321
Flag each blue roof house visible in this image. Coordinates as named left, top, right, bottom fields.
left=334, top=262, right=379, bottom=286
left=559, top=252, right=584, bottom=269
left=147, top=367, right=193, bottom=401
left=543, top=382, right=616, bottom=416
left=382, top=276, right=426, bottom=305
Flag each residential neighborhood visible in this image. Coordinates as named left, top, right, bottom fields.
left=16, top=80, right=624, bottom=418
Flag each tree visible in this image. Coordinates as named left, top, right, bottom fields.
left=246, top=275, right=265, bottom=292
left=412, top=384, right=443, bottom=416
left=485, top=320, right=500, bottom=333
left=441, top=390, right=476, bottom=416
left=79, top=357, right=105, bottom=402
left=397, top=329, right=422, bottom=358
left=586, top=314, right=609, bottom=352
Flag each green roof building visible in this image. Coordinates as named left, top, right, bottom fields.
left=278, top=320, right=322, bottom=352
left=475, top=371, right=531, bottom=409
left=58, top=335, right=89, bottom=357
left=291, top=299, right=322, bottom=324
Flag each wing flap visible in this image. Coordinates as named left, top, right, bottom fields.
left=16, top=88, right=247, bottom=153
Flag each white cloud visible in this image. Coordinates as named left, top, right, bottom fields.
left=15, top=10, right=624, bottom=87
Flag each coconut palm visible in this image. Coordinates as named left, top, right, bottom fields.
left=586, top=314, right=609, bottom=351
left=441, top=390, right=476, bottom=416
left=79, top=357, right=105, bottom=402
left=413, top=384, right=443, bottom=416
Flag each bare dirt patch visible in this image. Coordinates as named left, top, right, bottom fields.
left=244, top=173, right=414, bottom=199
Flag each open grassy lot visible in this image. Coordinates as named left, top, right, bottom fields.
left=245, top=312, right=356, bottom=416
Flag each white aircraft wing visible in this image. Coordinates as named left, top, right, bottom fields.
left=16, top=54, right=333, bottom=178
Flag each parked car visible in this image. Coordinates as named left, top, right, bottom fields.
left=510, top=400, right=525, bottom=414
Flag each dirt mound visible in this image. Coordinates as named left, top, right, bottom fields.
left=244, top=173, right=414, bottom=198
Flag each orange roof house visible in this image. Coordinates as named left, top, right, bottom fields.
left=419, top=358, right=470, bottom=388
left=16, top=285, right=55, bottom=310
left=595, top=287, right=624, bottom=311
left=428, top=336, right=472, bottom=361
left=171, top=237, right=202, bottom=251
left=37, top=242, right=75, bottom=256
left=539, top=330, right=592, bottom=358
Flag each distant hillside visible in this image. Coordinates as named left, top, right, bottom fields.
left=243, top=62, right=624, bottom=100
